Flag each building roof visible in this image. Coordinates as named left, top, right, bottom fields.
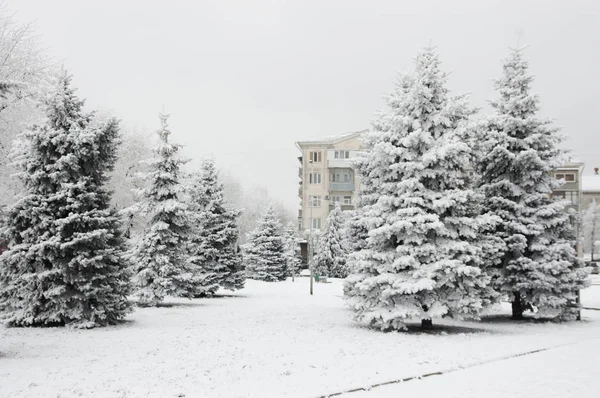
left=556, top=161, right=585, bottom=171
left=583, top=175, right=600, bottom=193
left=295, top=130, right=367, bottom=147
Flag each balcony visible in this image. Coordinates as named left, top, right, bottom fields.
left=329, top=203, right=354, bottom=211
left=298, top=167, right=303, bottom=178
left=329, top=181, right=355, bottom=192
left=298, top=209, right=302, bottom=218
left=298, top=186, right=302, bottom=198
left=328, top=158, right=353, bottom=168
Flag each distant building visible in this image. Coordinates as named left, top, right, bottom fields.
left=295, top=131, right=366, bottom=233
left=551, top=162, right=585, bottom=213
left=582, top=167, right=600, bottom=209
left=550, top=162, right=586, bottom=257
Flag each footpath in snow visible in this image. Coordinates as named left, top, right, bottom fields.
left=1, top=278, right=599, bottom=398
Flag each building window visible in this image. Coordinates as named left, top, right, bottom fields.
left=331, top=195, right=341, bottom=203
left=309, top=173, right=322, bottom=184
left=298, top=219, right=302, bottom=231
left=311, top=218, right=321, bottom=229
left=334, top=150, right=350, bottom=159
left=309, top=151, right=322, bottom=163
left=556, top=173, right=576, bottom=182
left=309, top=195, right=321, bottom=207
left=343, top=196, right=352, bottom=205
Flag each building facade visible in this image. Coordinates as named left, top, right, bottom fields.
left=551, top=162, right=585, bottom=213
left=295, top=131, right=366, bottom=233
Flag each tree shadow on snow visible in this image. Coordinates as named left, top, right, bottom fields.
left=351, top=322, right=488, bottom=335
left=153, top=301, right=207, bottom=308
left=480, top=314, right=560, bottom=325
left=402, top=323, right=487, bottom=335
left=203, top=293, right=249, bottom=299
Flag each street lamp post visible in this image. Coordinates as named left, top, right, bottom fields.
left=308, top=159, right=314, bottom=296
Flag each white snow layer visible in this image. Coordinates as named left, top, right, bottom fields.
left=1, top=278, right=600, bottom=398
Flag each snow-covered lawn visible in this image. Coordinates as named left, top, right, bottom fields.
left=2, top=279, right=600, bottom=398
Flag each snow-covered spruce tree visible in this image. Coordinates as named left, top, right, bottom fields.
left=0, top=73, right=131, bottom=327
left=242, top=205, right=287, bottom=282
left=283, top=221, right=302, bottom=281
left=131, top=113, right=195, bottom=306
left=187, top=159, right=244, bottom=296
left=476, top=48, right=588, bottom=320
left=583, top=199, right=600, bottom=261
left=344, top=47, right=503, bottom=331
left=314, top=204, right=349, bottom=278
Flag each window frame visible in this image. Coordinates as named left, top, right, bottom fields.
left=309, top=195, right=321, bottom=207
left=309, top=151, right=322, bottom=163
left=309, top=173, right=322, bottom=184
left=311, top=218, right=321, bottom=229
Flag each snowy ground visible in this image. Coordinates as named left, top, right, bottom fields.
left=1, top=277, right=600, bottom=398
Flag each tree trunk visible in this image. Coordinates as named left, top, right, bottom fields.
left=512, top=292, right=524, bottom=320
left=421, top=318, right=433, bottom=330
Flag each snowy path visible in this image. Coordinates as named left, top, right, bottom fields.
left=1, top=279, right=600, bottom=398
left=350, top=335, right=600, bottom=398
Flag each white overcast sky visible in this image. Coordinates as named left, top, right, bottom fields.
left=7, top=0, right=600, bottom=212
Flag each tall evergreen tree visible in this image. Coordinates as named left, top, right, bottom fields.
left=243, top=206, right=287, bottom=282
left=344, top=47, right=502, bottom=331
left=0, top=73, right=131, bottom=327
left=131, top=114, right=194, bottom=306
left=476, top=48, right=588, bottom=320
left=314, top=204, right=349, bottom=278
left=283, top=221, right=302, bottom=280
left=187, top=159, right=244, bottom=296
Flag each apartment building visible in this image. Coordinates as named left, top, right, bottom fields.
left=551, top=162, right=585, bottom=213
left=295, top=131, right=366, bottom=233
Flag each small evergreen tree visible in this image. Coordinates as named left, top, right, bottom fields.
left=283, top=221, right=302, bottom=281
left=243, top=206, right=287, bottom=282
left=314, top=204, right=349, bottom=278
left=0, top=73, right=131, bottom=327
left=131, top=113, right=194, bottom=306
left=476, top=48, right=588, bottom=320
left=583, top=199, right=600, bottom=261
left=344, top=47, right=502, bottom=331
left=187, top=159, right=245, bottom=296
